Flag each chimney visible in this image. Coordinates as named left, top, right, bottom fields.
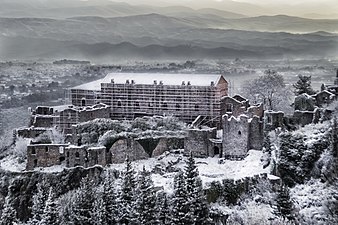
left=182, top=81, right=185, bottom=85
left=187, top=81, right=191, bottom=86
left=131, top=80, right=135, bottom=84
left=159, top=81, right=163, bottom=85
left=211, top=81, right=215, bottom=86
left=126, top=79, right=130, bottom=84
left=111, top=79, right=114, bottom=83
left=154, top=80, right=157, bottom=85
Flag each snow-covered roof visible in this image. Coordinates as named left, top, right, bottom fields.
left=72, top=73, right=225, bottom=90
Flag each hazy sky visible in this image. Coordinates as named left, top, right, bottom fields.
left=104, top=0, right=338, bottom=17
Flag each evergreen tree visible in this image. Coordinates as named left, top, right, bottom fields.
left=28, top=180, right=49, bottom=224
left=293, top=74, right=316, bottom=95
left=184, top=153, right=211, bottom=225
left=92, top=191, right=108, bottom=225
left=135, top=167, right=158, bottom=225
left=276, top=185, right=294, bottom=221
left=117, top=156, right=137, bottom=225
left=157, top=192, right=170, bottom=225
left=72, top=176, right=95, bottom=225
left=0, top=195, right=18, bottom=225
left=171, top=171, right=189, bottom=225
left=103, top=171, right=118, bottom=225
left=39, top=187, right=58, bottom=225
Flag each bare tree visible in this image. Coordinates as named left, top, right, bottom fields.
left=241, top=70, right=291, bottom=111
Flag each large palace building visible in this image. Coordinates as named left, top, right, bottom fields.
left=69, top=73, right=228, bottom=123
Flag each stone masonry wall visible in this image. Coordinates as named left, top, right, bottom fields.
left=184, top=128, right=217, bottom=157
left=223, top=115, right=249, bottom=158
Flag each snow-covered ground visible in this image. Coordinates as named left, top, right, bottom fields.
left=0, top=149, right=270, bottom=193
left=108, top=150, right=270, bottom=193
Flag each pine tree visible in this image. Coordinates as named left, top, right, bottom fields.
left=39, top=187, right=58, bottom=225
left=276, top=185, right=294, bottom=221
left=157, top=192, right=170, bottom=225
left=171, top=171, right=189, bottom=225
left=28, top=180, right=49, bottom=224
left=92, top=191, right=108, bottom=225
left=0, top=195, right=18, bottom=225
left=135, top=167, right=158, bottom=225
left=103, top=171, right=118, bottom=225
left=293, top=74, right=316, bottom=95
left=72, top=176, right=95, bottom=225
left=118, top=156, right=137, bottom=225
left=184, top=153, right=211, bottom=225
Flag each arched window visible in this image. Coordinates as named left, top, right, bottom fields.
left=117, top=100, right=122, bottom=107
left=238, top=131, right=242, bottom=135
left=81, top=98, right=86, bottom=106
left=31, top=147, right=36, bottom=155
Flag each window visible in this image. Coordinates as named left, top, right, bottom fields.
left=176, top=103, right=181, bottom=111
left=33, top=159, right=38, bottom=167
left=31, top=147, right=36, bottom=155
left=81, top=98, right=86, bottom=106
left=238, top=131, right=242, bottom=135
left=75, top=152, right=80, bottom=158
left=195, top=104, right=199, bottom=111
left=117, top=100, right=122, bottom=107
left=45, top=146, right=49, bottom=153
left=226, top=103, right=233, bottom=112
left=162, top=102, right=168, bottom=110
left=267, top=116, right=272, bottom=124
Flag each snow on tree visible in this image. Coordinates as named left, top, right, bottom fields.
left=0, top=195, right=18, bottom=225
left=134, top=166, right=158, bottom=225
left=117, top=156, right=137, bottom=225
left=275, top=185, right=295, bottom=221
left=103, top=171, right=118, bottom=225
left=39, top=187, right=58, bottom=225
left=57, top=190, right=77, bottom=225
left=28, top=180, right=50, bottom=224
left=171, top=170, right=189, bottom=225
left=241, top=69, right=291, bottom=111
left=184, top=153, right=211, bottom=225
left=72, top=176, right=95, bottom=225
left=91, top=190, right=108, bottom=225
left=293, top=74, right=316, bottom=96
left=157, top=192, right=170, bottom=225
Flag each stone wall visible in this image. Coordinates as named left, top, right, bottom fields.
left=26, top=144, right=68, bottom=170
left=184, top=128, right=217, bottom=157
left=17, top=128, right=51, bottom=139
left=65, top=146, right=107, bottom=168
left=293, top=111, right=315, bottom=127
left=223, top=115, right=249, bottom=159
left=264, top=111, right=284, bottom=131
left=110, top=138, right=149, bottom=164
left=27, top=144, right=107, bottom=170
left=32, top=116, right=54, bottom=128
left=248, top=116, right=264, bottom=150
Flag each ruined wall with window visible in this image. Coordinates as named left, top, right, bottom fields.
left=26, top=144, right=107, bottom=170
left=26, top=144, right=68, bottom=170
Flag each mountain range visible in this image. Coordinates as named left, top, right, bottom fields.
left=0, top=1, right=337, bottom=61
